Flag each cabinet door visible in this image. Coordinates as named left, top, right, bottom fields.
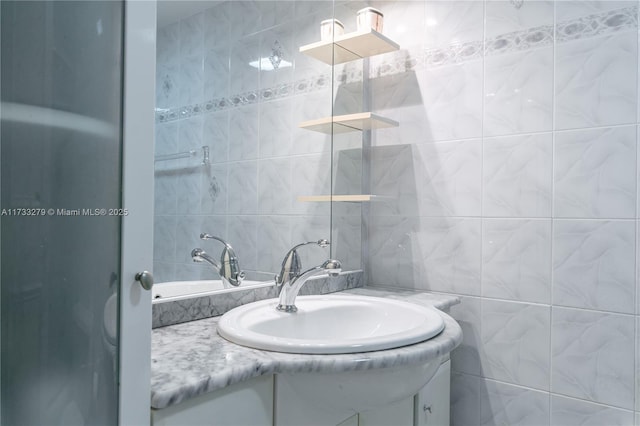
left=274, top=374, right=357, bottom=426
left=414, top=361, right=451, bottom=426
left=152, top=375, right=273, bottom=426
left=358, top=397, right=413, bottom=426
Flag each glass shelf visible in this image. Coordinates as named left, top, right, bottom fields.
left=299, top=28, right=400, bottom=65
left=299, top=112, right=398, bottom=134
left=297, top=195, right=381, bottom=202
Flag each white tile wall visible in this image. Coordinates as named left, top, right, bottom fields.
left=228, top=215, right=259, bottom=270
left=257, top=215, right=291, bottom=272
left=177, top=116, right=203, bottom=153
left=418, top=217, right=483, bottom=295
left=156, top=1, right=640, bottom=424
left=227, top=160, right=257, bottom=214
left=483, top=133, right=552, bottom=217
left=554, top=126, right=637, bottom=218
left=480, top=299, right=550, bottom=390
left=201, top=163, right=227, bottom=215
left=553, top=220, right=636, bottom=313
left=416, top=140, right=483, bottom=216
left=179, top=13, right=203, bottom=59
left=424, top=1, right=484, bottom=48
left=258, top=158, right=292, bottom=214
left=551, top=395, right=635, bottom=426
left=259, top=99, right=292, bottom=158
left=484, top=47, right=554, bottom=136
left=555, top=32, right=637, bottom=129
left=204, top=46, right=230, bottom=100
left=362, top=1, right=640, bottom=425
left=203, top=111, right=229, bottom=163
left=552, top=307, right=635, bottom=409
left=228, top=105, right=259, bottom=161
left=479, top=379, right=550, bottom=426
left=482, top=219, right=552, bottom=304
left=555, top=1, right=634, bottom=22
left=229, top=34, right=261, bottom=94
left=420, top=63, right=484, bottom=142
left=204, top=4, right=230, bottom=49
left=485, top=0, right=554, bottom=38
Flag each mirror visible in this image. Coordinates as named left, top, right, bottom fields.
left=152, top=1, right=350, bottom=299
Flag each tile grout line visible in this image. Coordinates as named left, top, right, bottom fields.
left=550, top=0, right=558, bottom=421
left=480, top=0, right=486, bottom=305
left=425, top=289, right=638, bottom=316
left=479, top=2, right=488, bottom=421
left=635, top=3, right=640, bottom=419
left=452, top=371, right=636, bottom=413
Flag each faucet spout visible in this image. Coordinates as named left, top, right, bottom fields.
left=276, top=259, right=341, bottom=313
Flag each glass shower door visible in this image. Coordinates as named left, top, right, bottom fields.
left=1, top=1, right=125, bottom=424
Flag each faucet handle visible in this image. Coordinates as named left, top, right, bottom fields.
left=277, top=249, right=302, bottom=287
left=220, top=245, right=243, bottom=286
left=322, top=259, right=342, bottom=276
left=277, top=239, right=331, bottom=286
left=317, top=239, right=329, bottom=248
left=191, top=248, right=206, bottom=262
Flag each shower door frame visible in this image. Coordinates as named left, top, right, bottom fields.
left=119, top=1, right=156, bottom=424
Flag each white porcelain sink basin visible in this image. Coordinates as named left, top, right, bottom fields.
left=217, top=294, right=445, bottom=354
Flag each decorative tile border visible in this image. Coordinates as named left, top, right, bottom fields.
left=425, top=40, right=484, bottom=67
left=556, top=5, right=638, bottom=43
left=156, top=72, right=332, bottom=123
left=484, top=25, right=554, bottom=57
left=371, top=50, right=422, bottom=78
left=156, top=6, right=638, bottom=124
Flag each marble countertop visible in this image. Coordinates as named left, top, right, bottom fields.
left=150, top=288, right=462, bottom=409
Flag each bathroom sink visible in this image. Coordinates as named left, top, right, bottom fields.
left=217, top=294, right=445, bottom=354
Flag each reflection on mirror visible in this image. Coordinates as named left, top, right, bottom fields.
left=192, top=233, right=246, bottom=288
left=152, top=271, right=278, bottom=303
left=152, top=1, right=369, bottom=297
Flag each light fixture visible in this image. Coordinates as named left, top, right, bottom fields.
left=249, top=39, right=292, bottom=71
left=249, top=57, right=292, bottom=71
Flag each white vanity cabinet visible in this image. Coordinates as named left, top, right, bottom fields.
left=273, top=359, right=451, bottom=426
left=151, top=360, right=451, bottom=426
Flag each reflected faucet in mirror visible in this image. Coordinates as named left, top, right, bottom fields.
left=191, top=233, right=245, bottom=288
left=276, top=239, right=342, bottom=313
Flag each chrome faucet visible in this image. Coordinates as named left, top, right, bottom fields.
left=276, top=239, right=342, bottom=312
left=191, top=233, right=245, bottom=288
